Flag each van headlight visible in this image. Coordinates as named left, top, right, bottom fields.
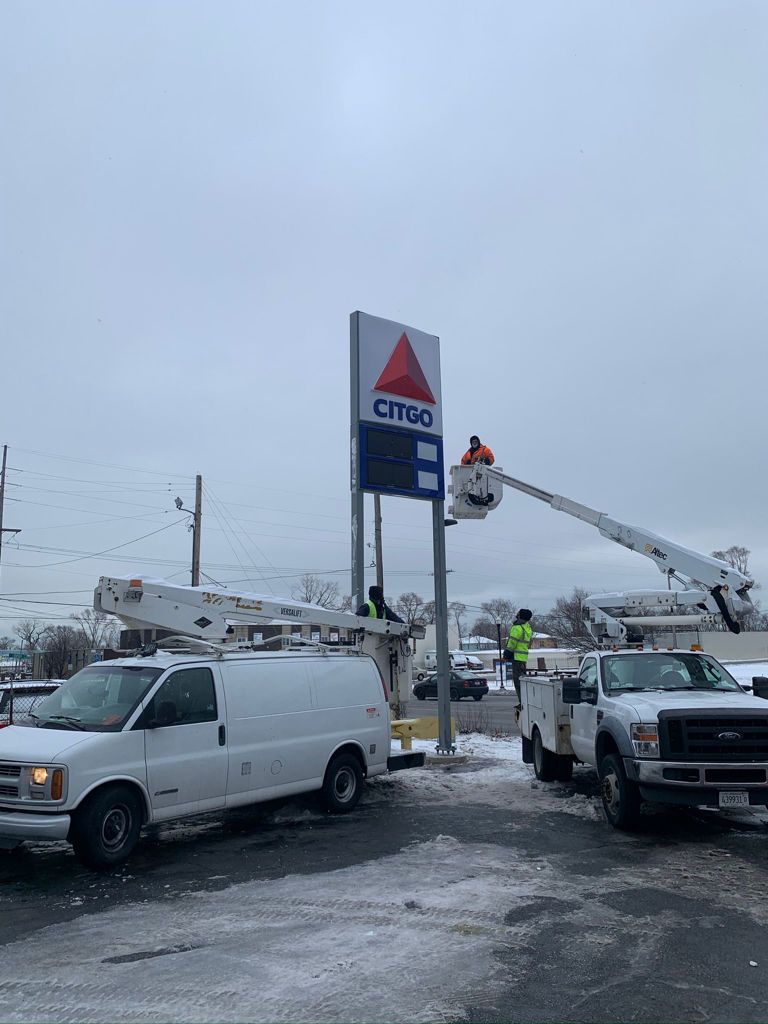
left=31, top=767, right=49, bottom=785
left=631, top=724, right=659, bottom=758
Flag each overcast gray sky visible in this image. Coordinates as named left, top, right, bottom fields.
left=1, top=0, right=766, bottom=636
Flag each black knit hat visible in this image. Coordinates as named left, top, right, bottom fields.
left=517, top=608, right=533, bottom=621
left=369, top=585, right=384, bottom=601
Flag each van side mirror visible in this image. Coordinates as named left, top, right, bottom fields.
left=561, top=678, right=583, bottom=704
left=752, top=677, right=768, bottom=700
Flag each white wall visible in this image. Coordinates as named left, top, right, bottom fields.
left=414, top=624, right=460, bottom=665
left=698, top=631, right=768, bottom=663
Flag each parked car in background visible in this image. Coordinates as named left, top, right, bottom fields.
left=413, top=670, right=489, bottom=702
left=417, top=651, right=471, bottom=679
left=0, top=680, right=64, bottom=728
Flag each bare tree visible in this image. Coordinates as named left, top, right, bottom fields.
left=711, top=545, right=758, bottom=587
left=71, top=609, right=119, bottom=649
left=42, top=626, right=82, bottom=679
left=421, top=600, right=436, bottom=625
left=14, top=619, right=48, bottom=651
left=738, top=598, right=768, bottom=632
left=537, top=587, right=593, bottom=652
left=449, top=601, right=467, bottom=641
left=394, top=592, right=427, bottom=627
left=290, top=574, right=341, bottom=609
left=470, top=617, right=498, bottom=642
left=480, top=598, right=516, bottom=635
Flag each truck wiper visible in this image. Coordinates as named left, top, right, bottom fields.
left=47, top=714, right=87, bottom=731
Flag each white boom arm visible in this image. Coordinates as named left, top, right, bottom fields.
left=94, top=576, right=421, bottom=707
left=449, top=464, right=754, bottom=644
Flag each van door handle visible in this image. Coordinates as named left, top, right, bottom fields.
left=218, top=724, right=226, bottom=746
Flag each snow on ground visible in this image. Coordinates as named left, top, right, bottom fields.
left=380, top=734, right=603, bottom=822
left=0, top=735, right=603, bottom=1024
left=721, top=661, right=768, bottom=688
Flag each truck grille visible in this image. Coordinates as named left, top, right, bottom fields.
left=0, top=785, right=18, bottom=798
left=0, top=764, right=21, bottom=778
left=659, top=711, right=768, bottom=762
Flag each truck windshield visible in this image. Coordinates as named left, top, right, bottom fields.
left=602, top=653, right=742, bottom=694
left=29, top=665, right=162, bottom=732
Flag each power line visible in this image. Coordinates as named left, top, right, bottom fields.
left=14, top=519, right=187, bottom=568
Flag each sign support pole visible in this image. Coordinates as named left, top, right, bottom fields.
left=432, top=499, right=454, bottom=754
left=350, top=313, right=366, bottom=609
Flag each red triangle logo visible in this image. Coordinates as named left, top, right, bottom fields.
left=373, top=333, right=436, bottom=405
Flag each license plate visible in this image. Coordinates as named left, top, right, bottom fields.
left=719, top=791, right=750, bottom=809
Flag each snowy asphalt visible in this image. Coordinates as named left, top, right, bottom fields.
left=3, top=735, right=768, bottom=1022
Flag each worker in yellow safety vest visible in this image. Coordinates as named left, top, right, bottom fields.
left=356, top=585, right=404, bottom=623
left=503, top=609, right=533, bottom=709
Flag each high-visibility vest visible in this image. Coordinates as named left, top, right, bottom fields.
left=505, top=622, right=532, bottom=662
left=366, top=599, right=382, bottom=619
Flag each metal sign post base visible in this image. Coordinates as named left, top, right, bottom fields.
left=432, top=499, right=455, bottom=755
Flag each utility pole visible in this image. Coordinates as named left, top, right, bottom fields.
left=192, top=474, right=202, bottom=586
left=174, top=474, right=202, bottom=587
left=0, top=445, right=21, bottom=586
left=373, top=493, right=384, bottom=591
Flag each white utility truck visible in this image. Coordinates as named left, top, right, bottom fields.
left=449, top=464, right=768, bottom=828
left=0, top=578, right=425, bottom=868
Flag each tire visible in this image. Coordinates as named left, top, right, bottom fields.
left=532, top=727, right=559, bottom=783
left=416, top=672, right=425, bottom=681
left=321, top=753, right=363, bottom=814
left=415, top=689, right=426, bottom=701
left=70, top=784, right=143, bottom=869
left=450, top=688, right=459, bottom=702
left=473, top=695, right=483, bottom=702
left=599, top=752, right=642, bottom=830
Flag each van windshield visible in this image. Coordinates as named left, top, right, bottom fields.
left=30, top=665, right=162, bottom=731
left=602, top=653, right=742, bottom=694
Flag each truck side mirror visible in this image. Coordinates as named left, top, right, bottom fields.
left=752, top=677, right=768, bottom=700
left=561, top=678, right=583, bottom=704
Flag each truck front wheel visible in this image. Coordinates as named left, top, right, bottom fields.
left=599, top=753, right=642, bottom=830
left=532, top=727, right=559, bottom=782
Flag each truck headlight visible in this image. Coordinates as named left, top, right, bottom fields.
left=631, top=724, right=659, bottom=758
left=31, top=767, right=49, bottom=785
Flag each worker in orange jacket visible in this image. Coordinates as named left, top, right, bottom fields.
left=461, top=435, right=495, bottom=466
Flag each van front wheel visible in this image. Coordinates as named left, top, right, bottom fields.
left=321, top=753, right=363, bottom=814
left=71, top=784, right=142, bottom=869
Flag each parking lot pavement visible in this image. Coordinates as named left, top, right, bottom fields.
left=3, top=735, right=768, bottom=1022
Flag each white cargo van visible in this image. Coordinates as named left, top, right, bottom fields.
left=423, top=650, right=468, bottom=672
left=0, top=649, right=423, bottom=868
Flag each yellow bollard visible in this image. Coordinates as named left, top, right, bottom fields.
left=391, top=717, right=455, bottom=750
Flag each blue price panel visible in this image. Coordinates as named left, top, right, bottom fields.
left=359, top=422, right=444, bottom=500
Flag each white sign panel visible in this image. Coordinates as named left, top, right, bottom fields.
left=355, top=312, right=442, bottom=438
